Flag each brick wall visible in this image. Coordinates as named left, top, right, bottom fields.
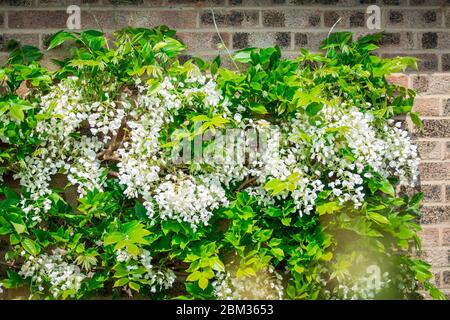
left=0, top=0, right=450, bottom=297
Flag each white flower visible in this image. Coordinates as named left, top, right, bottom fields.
left=19, top=249, right=86, bottom=298
left=213, top=258, right=284, bottom=300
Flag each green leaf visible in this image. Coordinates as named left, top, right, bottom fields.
left=186, top=271, right=202, bottom=282
left=271, top=247, right=285, bottom=259
left=21, top=238, right=40, bottom=256
left=379, top=180, right=395, bottom=197
left=104, top=232, right=125, bottom=245
left=232, top=48, right=255, bottom=63
left=264, top=179, right=286, bottom=195
left=410, top=192, right=424, bottom=209
left=125, top=243, right=140, bottom=256
left=9, top=104, right=25, bottom=121
left=198, top=277, right=209, bottom=290
left=363, top=43, right=379, bottom=51
left=11, top=222, right=27, bottom=235
left=80, top=30, right=106, bottom=51
left=210, top=257, right=225, bottom=272
left=410, top=112, right=423, bottom=129
left=7, top=44, right=43, bottom=64
left=255, top=229, right=273, bottom=242
left=249, top=103, right=268, bottom=115
left=48, top=31, right=78, bottom=50
left=3, top=186, right=19, bottom=200
left=113, top=277, right=129, bottom=287
left=320, top=252, right=333, bottom=262
left=411, top=259, right=432, bottom=283
left=161, top=220, right=182, bottom=235
left=367, top=211, right=389, bottom=224
left=62, top=289, right=77, bottom=300
left=2, top=271, right=23, bottom=289
left=281, top=217, right=291, bottom=226
left=211, top=55, right=221, bottom=75
left=129, top=281, right=141, bottom=292
left=134, top=201, right=147, bottom=219
left=158, top=38, right=186, bottom=58
left=191, top=115, right=210, bottom=122
left=10, top=233, right=21, bottom=245
left=397, top=226, right=416, bottom=240
left=316, top=201, right=341, bottom=215
left=210, top=116, right=229, bottom=128
left=305, top=102, right=323, bottom=116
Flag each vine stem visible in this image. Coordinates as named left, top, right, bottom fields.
left=325, top=17, right=342, bottom=58
left=327, top=17, right=342, bottom=39
left=210, top=8, right=241, bottom=73
left=236, top=176, right=257, bottom=193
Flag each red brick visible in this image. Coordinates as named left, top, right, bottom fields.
left=443, top=228, right=450, bottom=246
left=417, top=248, right=449, bottom=267
left=177, top=32, right=229, bottom=51
left=413, top=75, right=450, bottom=95
left=233, top=32, right=291, bottom=50
left=293, top=32, right=329, bottom=51
left=166, top=0, right=225, bottom=5
left=443, top=270, right=450, bottom=287
left=421, top=184, right=443, bottom=203
left=420, top=206, right=450, bottom=224
left=378, top=32, right=414, bottom=50
left=386, top=74, right=409, bottom=88
left=200, top=10, right=259, bottom=28
left=443, top=98, right=450, bottom=116
left=416, top=120, right=450, bottom=138
left=416, top=140, right=441, bottom=160
left=385, top=9, right=443, bottom=29
left=419, top=162, right=450, bottom=181
left=323, top=10, right=366, bottom=28
left=105, top=0, right=163, bottom=5
left=434, top=270, right=442, bottom=287
left=445, top=142, right=450, bottom=160
left=8, top=11, right=68, bottom=29
left=283, top=9, right=322, bottom=29
left=0, top=33, right=40, bottom=49
left=38, top=0, right=102, bottom=6
left=2, top=0, right=34, bottom=6
left=418, top=227, right=440, bottom=247
left=413, top=97, right=441, bottom=116
left=81, top=10, right=197, bottom=30
left=0, top=52, right=8, bottom=65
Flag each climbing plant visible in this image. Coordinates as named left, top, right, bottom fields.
left=0, top=27, right=444, bottom=300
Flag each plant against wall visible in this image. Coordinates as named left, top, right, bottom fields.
left=0, top=27, right=444, bottom=300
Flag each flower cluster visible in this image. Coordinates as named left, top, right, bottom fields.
left=15, top=77, right=108, bottom=199
left=115, top=249, right=176, bottom=293
left=17, top=71, right=420, bottom=226
left=328, top=266, right=391, bottom=300
left=243, top=104, right=420, bottom=215
left=149, top=174, right=228, bottom=229
left=116, top=76, right=231, bottom=229
left=0, top=27, right=435, bottom=301
left=19, top=249, right=87, bottom=299
left=213, top=264, right=284, bottom=300
left=16, top=74, right=233, bottom=230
